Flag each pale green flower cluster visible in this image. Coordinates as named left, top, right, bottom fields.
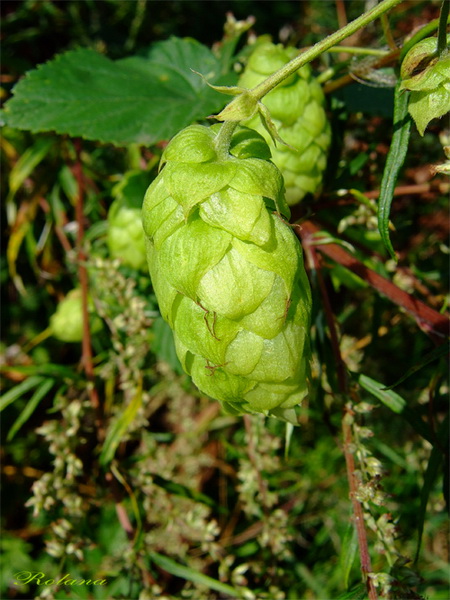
left=142, top=124, right=311, bottom=422
left=238, top=42, right=331, bottom=205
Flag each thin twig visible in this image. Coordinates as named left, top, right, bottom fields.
left=73, top=139, right=100, bottom=414
left=342, top=406, right=378, bottom=600
left=298, top=224, right=378, bottom=600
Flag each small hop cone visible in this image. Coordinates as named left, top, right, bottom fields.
left=238, top=42, right=331, bottom=205
left=107, top=171, right=150, bottom=271
left=142, top=124, right=312, bottom=422
left=50, top=289, right=101, bottom=343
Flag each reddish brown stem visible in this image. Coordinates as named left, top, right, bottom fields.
left=304, top=241, right=347, bottom=393
left=299, top=224, right=378, bottom=599
left=73, top=140, right=100, bottom=413
left=342, top=407, right=378, bottom=600
left=297, top=221, right=449, bottom=338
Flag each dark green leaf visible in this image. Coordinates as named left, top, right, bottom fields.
left=377, top=80, right=411, bottom=260
left=2, top=39, right=232, bottom=146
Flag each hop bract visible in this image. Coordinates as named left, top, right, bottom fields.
left=142, top=124, right=312, bottom=422
left=238, top=42, right=331, bottom=205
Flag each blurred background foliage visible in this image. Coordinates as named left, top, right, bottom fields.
left=1, top=1, right=449, bottom=599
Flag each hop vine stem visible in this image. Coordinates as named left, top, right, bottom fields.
left=221, top=0, right=403, bottom=112
left=73, top=140, right=101, bottom=419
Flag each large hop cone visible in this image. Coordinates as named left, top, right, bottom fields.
left=238, top=42, right=331, bottom=205
left=142, top=124, right=311, bottom=422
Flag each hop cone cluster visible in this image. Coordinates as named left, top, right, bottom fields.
left=142, top=124, right=312, bottom=422
left=107, top=171, right=149, bottom=271
left=238, top=42, right=331, bottom=205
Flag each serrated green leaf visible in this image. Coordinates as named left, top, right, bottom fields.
left=7, top=378, right=55, bottom=441
left=99, top=384, right=143, bottom=467
left=2, top=39, right=232, bottom=146
left=0, top=376, right=44, bottom=412
left=148, top=551, right=245, bottom=598
left=377, top=80, right=412, bottom=260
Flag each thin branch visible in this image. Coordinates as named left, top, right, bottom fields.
left=73, top=139, right=100, bottom=414
left=342, top=406, right=378, bottom=600
left=296, top=220, right=449, bottom=338
left=298, top=224, right=378, bottom=600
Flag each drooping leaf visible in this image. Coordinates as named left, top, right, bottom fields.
left=1, top=39, right=234, bottom=146
left=377, top=80, right=412, bottom=260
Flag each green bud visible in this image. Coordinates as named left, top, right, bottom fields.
left=143, top=124, right=312, bottom=422
left=238, top=42, right=331, bottom=205
left=107, top=171, right=151, bottom=271
left=400, top=35, right=450, bottom=136
left=50, top=289, right=102, bottom=342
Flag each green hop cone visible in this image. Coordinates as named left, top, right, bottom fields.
left=107, top=171, right=151, bottom=271
left=238, top=41, right=331, bottom=205
left=142, top=123, right=312, bottom=423
left=400, top=35, right=450, bottom=136
left=50, top=289, right=102, bottom=343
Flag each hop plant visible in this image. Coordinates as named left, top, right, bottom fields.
left=142, top=124, right=312, bottom=422
left=107, top=171, right=150, bottom=271
left=50, top=289, right=102, bottom=342
left=238, top=41, right=331, bottom=205
left=400, top=34, right=450, bottom=136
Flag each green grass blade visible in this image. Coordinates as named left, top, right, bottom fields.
left=384, top=341, right=450, bottom=389
left=414, top=414, right=449, bottom=563
left=339, top=522, right=358, bottom=589
left=0, top=376, right=44, bottom=412
left=148, top=551, right=246, bottom=598
left=0, top=363, right=80, bottom=380
left=99, top=384, right=143, bottom=467
left=377, top=79, right=411, bottom=260
left=357, top=373, right=433, bottom=443
left=7, top=378, right=55, bottom=441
